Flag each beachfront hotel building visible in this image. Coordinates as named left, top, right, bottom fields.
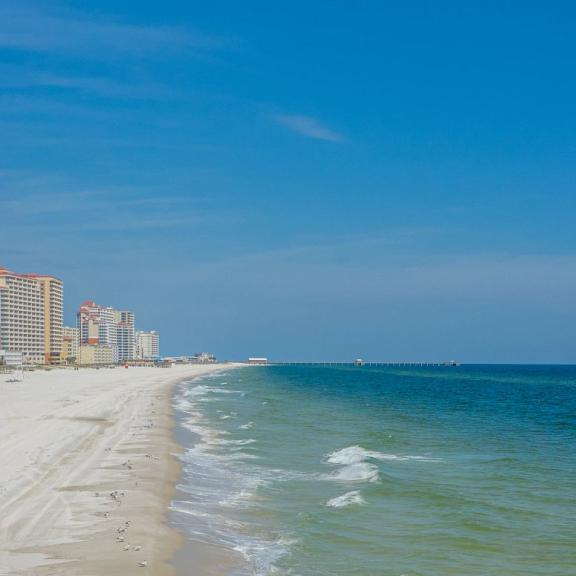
left=77, top=344, right=114, bottom=365
left=77, top=300, right=119, bottom=362
left=0, top=349, right=23, bottom=367
left=77, top=301, right=139, bottom=364
left=115, top=310, right=135, bottom=362
left=60, top=326, right=79, bottom=364
left=136, top=330, right=160, bottom=360
left=37, top=275, right=64, bottom=364
left=0, top=266, right=63, bottom=365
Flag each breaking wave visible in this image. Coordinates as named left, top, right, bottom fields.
left=323, top=445, right=441, bottom=484
left=326, top=490, right=366, bottom=508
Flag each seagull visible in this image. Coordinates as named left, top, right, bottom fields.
left=138, top=560, right=147, bottom=567
left=133, top=545, right=142, bottom=551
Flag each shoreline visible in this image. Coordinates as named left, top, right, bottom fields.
left=169, top=379, right=245, bottom=576
left=0, top=363, right=243, bottom=575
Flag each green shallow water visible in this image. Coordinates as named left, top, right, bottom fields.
left=172, top=365, right=576, bottom=575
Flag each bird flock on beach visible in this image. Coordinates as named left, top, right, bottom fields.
left=92, top=394, right=164, bottom=569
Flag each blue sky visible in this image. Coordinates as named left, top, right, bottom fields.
left=1, top=1, right=575, bottom=362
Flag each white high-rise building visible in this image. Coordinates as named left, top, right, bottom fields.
left=136, top=330, right=160, bottom=360
left=77, top=301, right=118, bottom=362
left=0, top=266, right=63, bottom=365
left=77, top=302, right=137, bottom=363
left=115, top=310, right=135, bottom=362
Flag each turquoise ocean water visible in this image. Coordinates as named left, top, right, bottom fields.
left=171, top=365, right=576, bottom=575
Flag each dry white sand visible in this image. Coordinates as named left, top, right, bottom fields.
left=0, top=364, right=243, bottom=575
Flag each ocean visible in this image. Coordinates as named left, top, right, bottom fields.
left=171, top=365, right=576, bottom=575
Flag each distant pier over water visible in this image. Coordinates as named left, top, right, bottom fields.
left=247, top=358, right=459, bottom=367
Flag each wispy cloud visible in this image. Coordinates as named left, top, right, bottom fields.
left=192, top=245, right=576, bottom=308
left=0, top=68, right=174, bottom=100
left=271, top=113, right=345, bottom=142
left=0, top=172, right=238, bottom=235
left=0, top=189, right=184, bottom=216
left=0, top=4, right=233, bottom=58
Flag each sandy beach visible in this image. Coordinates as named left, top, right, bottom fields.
left=0, top=363, right=242, bottom=576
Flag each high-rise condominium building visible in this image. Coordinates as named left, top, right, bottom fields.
left=77, top=300, right=118, bottom=362
left=0, top=266, right=63, bottom=364
left=77, top=302, right=136, bottom=363
left=136, top=330, right=160, bottom=360
left=115, top=310, right=135, bottom=362
left=37, top=275, right=64, bottom=364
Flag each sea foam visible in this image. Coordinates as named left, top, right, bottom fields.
left=329, top=462, right=380, bottom=483
left=173, top=377, right=300, bottom=576
left=324, top=445, right=441, bottom=484
left=327, top=445, right=441, bottom=465
left=326, top=490, right=366, bottom=508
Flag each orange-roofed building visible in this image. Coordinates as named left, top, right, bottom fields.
left=0, top=266, right=63, bottom=364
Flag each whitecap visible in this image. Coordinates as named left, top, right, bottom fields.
left=212, top=438, right=256, bottom=446
left=326, top=490, right=366, bottom=508
left=326, top=445, right=442, bottom=465
left=329, top=462, right=379, bottom=483
left=326, top=445, right=378, bottom=465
